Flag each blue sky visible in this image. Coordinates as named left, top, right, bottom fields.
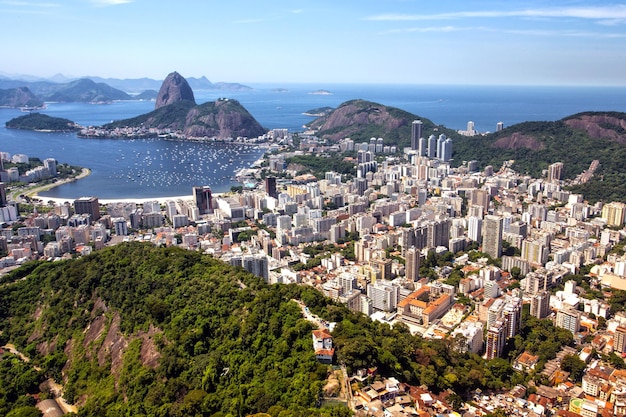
left=1, top=0, right=626, bottom=85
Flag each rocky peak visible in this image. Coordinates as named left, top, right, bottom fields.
left=155, top=71, right=196, bottom=109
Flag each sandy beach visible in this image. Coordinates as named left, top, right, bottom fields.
left=25, top=168, right=196, bottom=205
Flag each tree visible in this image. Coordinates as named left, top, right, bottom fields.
left=560, top=354, right=586, bottom=382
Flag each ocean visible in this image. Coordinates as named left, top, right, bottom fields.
left=1, top=83, right=625, bottom=200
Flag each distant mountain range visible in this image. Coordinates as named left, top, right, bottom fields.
left=0, top=72, right=253, bottom=107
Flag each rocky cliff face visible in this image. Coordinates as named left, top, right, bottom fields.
left=564, top=113, right=626, bottom=144
left=0, top=86, right=43, bottom=108
left=155, top=71, right=196, bottom=109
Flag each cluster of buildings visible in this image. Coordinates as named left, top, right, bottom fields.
left=0, top=152, right=57, bottom=183
left=4, top=127, right=626, bottom=416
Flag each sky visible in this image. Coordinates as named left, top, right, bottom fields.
left=1, top=0, right=626, bottom=86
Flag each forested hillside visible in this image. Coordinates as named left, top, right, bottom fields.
left=0, top=243, right=571, bottom=416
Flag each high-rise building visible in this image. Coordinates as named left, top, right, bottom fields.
left=0, top=182, right=5, bottom=207
left=467, top=121, right=475, bottom=136
left=265, top=177, right=277, bottom=199
left=441, top=138, right=453, bottom=162
left=602, top=202, right=626, bottom=227
left=468, top=216, right=483, bottom=243
left=547, top=162, right=563, bottom=183
left=496, top=122, right=504, bottom=132
left=485, top=320, right=507, bottom=360
left=427, top=135, right=437, bottom=158
left=615, top=327, right=626, bottom=354
left=436, top=134, right=446, bottom=160
left=418, top=137, right=427, bottom=156
left=43, top=158, right=57, bottom=177
left=529, top=291, right=551, bottom=319
left=483, top=215, right=503, bottom=259
left=411, top=120, right=423, bottom=151
left=556, top=307, right=580, bottom=334
left=193, top=186, right=213, bottom=214
left=74, top=196, right=100, bottom=221
left=355, top=177, right=368, bottom=196
left=367, top=280, right=399, bottom=312
left=405, top=246, right=420, bottom=282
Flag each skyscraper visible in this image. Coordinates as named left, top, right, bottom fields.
left=405, top=246, right=420, bottom=282
left=530, top=291, right=551, bottom=319
left=265, top=176, right=277, bottom=199
left=485, top=320, right=507, bottom=360
left=441, top=138, right=453, bottom=162
left=193, top=186, right=213, bottom=214
left=411, top=120, right=423, bottom=151
left=467, top=121, right=475, bottom=136
left=74, top=196, right=100, bottom=221
left=496, top=122, right=504, bottom=132
left=483, top=215, right=503, bottom=259
left=602, top=202, right=626, bottom=227
left=547, top=162, right=563, bottom=183
left=427, top=135, right=437, bottom=158
left=615, top=327, right=626, bottom=354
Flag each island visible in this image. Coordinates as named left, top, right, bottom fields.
left=5, top=113, right=81, bottom=132
left=309, top=89, right=332, bottom=95
left=303, top=106, right=334, bottom=117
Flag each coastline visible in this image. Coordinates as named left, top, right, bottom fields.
left=28, top=168, right=189, bottom=205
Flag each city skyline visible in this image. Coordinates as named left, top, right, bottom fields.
left=1, top=0, right=625, bottom=86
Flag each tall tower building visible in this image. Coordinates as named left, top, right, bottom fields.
left=265, top=176, right=277, bottom=199
left=436, top=134, right=446, bottom=160
left=529, top=291, right=551, bottom=319
left=405, top=246, right=420, bottom=282
left=556, top=307, right=580, bottom=334
left=615, top=327, right=626, bottom=354
left=602, top=202, right=626, bottom=227
left=74, top=196, right=100, bottom=221
left=193, top=186, right=213, bottom=214
left=441, top=138, right=453, bottom=162
left=411, top=120, right=422, bottom=151
left=467, top=121, right=475, bottom=136
left=0, top=182, right=5, bottom=207
left=485, top=320, right=507, bottom=360
left=418, top=137, right=427, bottom=156
left=43, top=158, right=57, bottom=177
left=468, top=216, right=483, bottom=243
left=496, top=122, right=504, bottom=132
left=483, top=215, right=503, bottom=259
left=547, top=162, right=563, bottom=183
left=427, top=135, right=437, bottom=158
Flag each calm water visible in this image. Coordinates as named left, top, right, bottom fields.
left=1, top=84, right=625, bottom=199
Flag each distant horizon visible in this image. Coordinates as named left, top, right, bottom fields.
left=2, top=71, right=626, bottom=89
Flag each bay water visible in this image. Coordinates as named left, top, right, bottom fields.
left=0, top=83, right=625, bottom=200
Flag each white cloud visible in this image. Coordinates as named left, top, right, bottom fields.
left=0, top=1, right=58, bottom=7
left=90, top=0, right=132, bottom=6
left=382, top=25, right=626, bottom=39
left=365, top=6, right=626, bottom=22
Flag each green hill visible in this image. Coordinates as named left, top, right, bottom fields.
left=102, top=98, right=267, bottom=139
left=5, top=113, right=79, bottom=132
left=307, top=99, right=459, bottom=148
left=452, top=111, right=626, bottom=202
left=0, top=242, right=537, bottom=416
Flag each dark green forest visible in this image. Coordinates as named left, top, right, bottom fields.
left=5, top=113, right=79, bottom=132
left=452, top=113, right=626, bottom=203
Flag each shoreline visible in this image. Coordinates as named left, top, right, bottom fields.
left=29, top=168, right=196, bottom=205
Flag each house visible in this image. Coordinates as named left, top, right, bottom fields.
left=514, top=351, right=540, bottom=372
left=312, top=329, right=334, bottom=364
